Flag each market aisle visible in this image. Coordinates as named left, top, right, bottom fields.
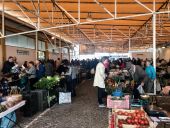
left=23, top=80, right=108, bottom=128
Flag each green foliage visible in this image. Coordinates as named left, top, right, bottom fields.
left=34, top=76, right=60, bottom=90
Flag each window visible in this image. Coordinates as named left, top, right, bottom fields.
left=38, top=41, right=46, bottom=51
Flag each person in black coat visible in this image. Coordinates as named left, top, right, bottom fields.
left=1, top=56, right=14, bottom=74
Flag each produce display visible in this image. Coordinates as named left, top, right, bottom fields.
left=0, top=104, right=7, bottom=113
left=105, top=77, right=133, bottom=95
left=110, top=109, right=154, bottom=128
left=1, top=94, right=22, bottom=109
left=34, top=76, right=60, bottom=90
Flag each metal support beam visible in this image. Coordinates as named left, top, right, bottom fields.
left=13, top=0, right=37, bottom=28
left=131, top=27, right=145, bottom=37
left=94, top=0, right=115, bottom=18
left=42, top=0, right=52, bottom=23
left=134, top=0, right=153, bottom=13
left=55, top=3, right=79, bottom=23
left=2, top=10, right=170, bottom=39
left=96, top=27, right=112, bottom=40
left=42, top=31, right=56, bottom=49
left=114, top=27, right=129, bottom=38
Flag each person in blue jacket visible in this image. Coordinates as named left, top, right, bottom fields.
left=145, top=60, right=156, bottom=93
left=36, top=60, right=45, bottom=80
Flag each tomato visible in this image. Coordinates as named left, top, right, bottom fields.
left=118, top=123, right=122, bottom=128
left=137, top=114, right=141, bottom=118
left=132, top=113, right=136, bottom=117
left=126, top=117, right=132, bottom=124
left=134, top=119, right=138, bottom=124
left=127, top=113, right=132, bottom=116
left=140, top=113, right=145, bottom=117
left=118, top=119, right=123, bottom=124
left=117, top=111, right=122, bottom=115
left=124, top=112, right=128, bottom=116
left=140, top=120, right=145, bottom=125
left=135, top=110, right=140, bottom=113
left=144, top=120, right=149, bottom=125
left=131, top=120, right=135, bottom=124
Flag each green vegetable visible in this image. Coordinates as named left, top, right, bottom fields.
left=33, top=75, right=60, bottom=90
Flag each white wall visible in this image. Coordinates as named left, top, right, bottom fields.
left=157, top=48, right=170, bottom=61
left=6, top=46, right=36, bottom=66
left=131, top=52, right=152, bottom=60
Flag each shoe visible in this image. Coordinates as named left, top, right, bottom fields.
left=99, top=104, right=106, bottom=108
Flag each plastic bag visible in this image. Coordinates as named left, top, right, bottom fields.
left=59, top=92, right=71, bottom=104
left=137, top=85, right=145, bottom=94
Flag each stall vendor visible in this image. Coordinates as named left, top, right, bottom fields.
left=126, top=62, right=148, bottom=99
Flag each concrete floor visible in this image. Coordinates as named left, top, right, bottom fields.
left=17, top=80, right=108, bottom=128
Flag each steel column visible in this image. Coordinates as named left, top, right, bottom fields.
left=78, top=0, right=80, bottom=23
left=129, top=27, right=131, bottom=52
left=59, top=35, right=62, bottom=59
left=115, top=0, right=117, bottom=18
left=35, top=31, right=38, bottom=60
left=37, top=0, right=40, bottom=29
left=2, top=0, right=5, bottom=36
left=153, top=0, right=157, bottom=95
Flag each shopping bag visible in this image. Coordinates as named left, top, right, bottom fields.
left=0, top=112, right=16, bottom=128
left=59, top=92, right=71, bottom=104
left=137, top=84, right=145, bottom=94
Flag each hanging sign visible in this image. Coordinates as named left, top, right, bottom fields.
left=17, top=50, right=29, bottom=55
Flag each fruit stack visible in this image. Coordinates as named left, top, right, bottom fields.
left=113, top=109, right=154, bottom=128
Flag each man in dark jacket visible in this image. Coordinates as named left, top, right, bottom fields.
left=1, top=56, right=14, bottom=74
left=126, top=62, right=148, bottom=99
left=45, top=59, right=54, bottom=77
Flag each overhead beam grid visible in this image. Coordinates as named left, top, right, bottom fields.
left=0, top=0, right=170, bottom=51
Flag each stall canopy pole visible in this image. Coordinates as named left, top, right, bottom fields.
left=128, top=27, right=131, bottom=52
left=153, top=0, right=157, bottom=95
left=59, top=35, right=62, bottom=59
left=2, top=0, right=5, bottom=36
left=78, top=0, right=80, bottom=23
left=36, top=31, right=38, bottom=60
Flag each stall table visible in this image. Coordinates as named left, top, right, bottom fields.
left=0, top=100, right=25, bottom=128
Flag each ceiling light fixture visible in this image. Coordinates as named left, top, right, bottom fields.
left=86, top=12, right=93, bottom=22
left=51, top=36, right=55, bottom=40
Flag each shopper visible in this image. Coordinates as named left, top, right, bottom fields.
left=93, top=57, right=109, bottom=108
left=36, top=60, right=45, bottom=80
left=45, top=59, right=54, bottom=77
left=23, top=61, right=28, bottom=69
left=126, top=62, right=148, bottom=99
left=145, top=60, right=156, bottom=93
left=71, top=63, right=77, bottom=97
left=25, top=61, right=36, bottom=90
left=1, top=56, right=14, bottom=74
left=56, top=58, right=61, bottom=70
